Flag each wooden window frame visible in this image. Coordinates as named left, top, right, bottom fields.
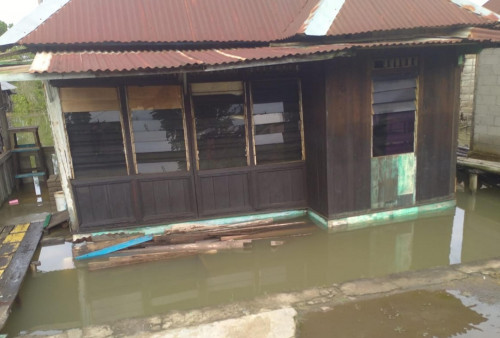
left=371, top=60, right=419, bottom=159
left=125, top=85, right=190, bottom=175
left=60, top=86, right=130, bottom=179
left=249, top=78, right=306, bottom=166
left=190, top=81, right=249, bottom=171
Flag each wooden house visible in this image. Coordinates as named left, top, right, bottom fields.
left=1, top=0, right=499, bottom=234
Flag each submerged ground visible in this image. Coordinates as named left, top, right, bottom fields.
left=1, top=183, right=500, bottom=337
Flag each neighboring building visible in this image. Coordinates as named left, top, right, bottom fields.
left=0, top=0, right=499, bottom=233
left=0, top=81, right=15, bottom=153
left=468, top=0, right=500, bottom=159
left=0, top=82, right=15, bottom=206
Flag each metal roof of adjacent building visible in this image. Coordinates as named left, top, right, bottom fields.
left=17, top=0, right=494, bottom=47
left=484, top=0, right=500, bottom=14
left=323, top=0, right=494, bottom=36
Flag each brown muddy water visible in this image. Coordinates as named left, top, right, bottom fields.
left=2, top=187, right=500, bottom=336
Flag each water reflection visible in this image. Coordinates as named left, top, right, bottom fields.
left=3, top=188, right=500, bottom=335
left=38, top=243, right=75, bottom=272
left=299, top=290, right=488, bottom=337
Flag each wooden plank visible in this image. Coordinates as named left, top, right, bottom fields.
left=75, top=235, right=153, bottom=260
left=416, top=50, right=456, bottom=201
left=127, top=85, right=182, bottom=110
left=46, top=210, right=70, bottom=230
left=111, top=239, right=251, bottom=257
left=88, top=251, right=198, bottom=271
left=220, top=225, right=317, bottom=241
left=325, top=57, right=371, bottom=216
left=0, top=221, right=44, bottom=330
left=301, top=63, right=328, bottom=216
left=60, top=87, right=120, bottom=112
left=155, top=220, right=306, bottom=245
left=457, top=157, right=500, bottom=175
left=191, top=82, right=243, bottom=96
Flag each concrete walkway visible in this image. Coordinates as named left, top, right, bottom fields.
left=16, top=257, right=500, bottom=338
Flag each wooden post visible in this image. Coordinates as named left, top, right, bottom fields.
left=43, top=81, right=78, bottom=230
left=469, top=172, right=478, bottom=194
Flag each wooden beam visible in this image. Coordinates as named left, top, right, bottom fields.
left=43, top=81, right=78, bottom=230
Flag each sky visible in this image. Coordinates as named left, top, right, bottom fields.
left=0, top=0, right=493, bottom=27
left=0, top=0, right=38, bottom=25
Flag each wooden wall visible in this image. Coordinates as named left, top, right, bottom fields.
left=324, top=57, right=372, bottom=217
left=73, top=162, right=306, bottom=231
left=301, top=63, right=328, bottom=217
left=0, top=152, right=14, bottom=208
left=416, top=49, right=459, bottom=202
left=68, top=48, right=460, bottom=230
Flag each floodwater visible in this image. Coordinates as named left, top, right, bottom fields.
left=0, top=183, right=51, bottom=226
left=2, top=187, right=500, bottom=336
left=298, top=290, right=500, bottom=337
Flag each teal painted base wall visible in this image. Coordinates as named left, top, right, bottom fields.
left=74, top=199, right=456, bottom=240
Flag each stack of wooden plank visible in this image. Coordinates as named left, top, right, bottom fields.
left=73, top=218, right=317, bottom=271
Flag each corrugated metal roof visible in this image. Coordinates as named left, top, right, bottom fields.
left=20, top=0, right=315, bottom=45
left=484, top=0, right=500, bottom=14
left=0, top=82, right=16, bottom=91
left=0, top=0, right=70, bottom=48
left=18, top=0, right=494, bottom=46
left=29, top=45, right=351, bottom=73
left=468, top=27, right=500, bottom=41
left=28, top=39, right=466, bottom=74
left=325, top=0, right=492, bottom=36
left=451, top=0, right=500, bottom=21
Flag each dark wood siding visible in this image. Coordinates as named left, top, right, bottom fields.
left=416, top=49, right=458, bottom=202
left=197, top=171, right=252, bottom=217
left=325, top=57, right=372, bottom=216
left=254, top=163, right=306, bottom=210
left=73, top=178, right=136, bottom=228
left=138, top=174, right=197, bottom=222
left=73, top=162, right=306, bottom=231
left=301, top=63, right=328, bottom=217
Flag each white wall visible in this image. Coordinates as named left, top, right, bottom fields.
left=472, top=48, right=500, bottom=157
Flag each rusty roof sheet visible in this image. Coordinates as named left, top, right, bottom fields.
left=18, top=0, right=493, bottom=47
left=484, top=0, right=500, bottom=14
left=467, top=27, right=500, bottom=41
left=20, top=0, right=315, bottom=45
left=28, top=39, right=467, bottom=74
left=29, top=45, right=351, bottom=73
left=324, top=0, right=492, bottom=36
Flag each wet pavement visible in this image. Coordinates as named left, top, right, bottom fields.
left=1, top=185, right=500, bottom=337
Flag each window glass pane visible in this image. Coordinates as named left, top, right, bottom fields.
left=373, top=111, right=415, bottom=157
left=372, top=73, right=416, bottom=157
left=192, top=91, right=246, bottom=170
left=65, top=111, right=127, bottom=178
left=251, top=80, right=302, bottom=164
left=132, top=109, right=187, bottom=173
